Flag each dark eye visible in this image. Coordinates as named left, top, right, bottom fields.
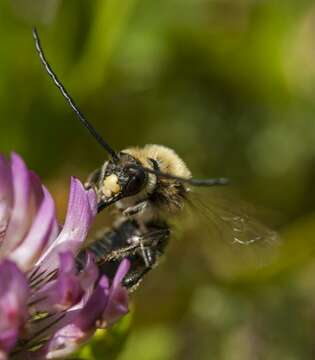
left=125, top=166, right=146, bottom=195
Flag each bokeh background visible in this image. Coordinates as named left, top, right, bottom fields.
left=2, top=0, right=315, bottom=358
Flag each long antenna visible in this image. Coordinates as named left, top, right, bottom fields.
left=32, top=27, right=119, bottom=162
left=142, top=166, right=229, bottom=187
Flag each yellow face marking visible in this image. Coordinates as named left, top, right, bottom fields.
left=102, top=174, right=121, bottom=197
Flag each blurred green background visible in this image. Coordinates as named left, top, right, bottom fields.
left=3, top=0, right=315, bottom=358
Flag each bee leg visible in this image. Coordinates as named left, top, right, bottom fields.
left=122, top=267, right=150, bottom=291
left=140, top=244, right=156, bottom=268
left=102, top=243, right=139, bottom=261
left=123, top=246, right=157, bottom=289
left=123, top=201, right=148, bottom=217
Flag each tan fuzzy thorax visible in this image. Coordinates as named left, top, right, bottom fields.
left=123, top=144, right=192, bottom=179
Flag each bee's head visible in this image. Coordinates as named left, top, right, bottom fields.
left=99, top=152, right=147, bottom=207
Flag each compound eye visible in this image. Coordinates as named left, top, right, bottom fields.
left=125, top=166, right=146, bottom=195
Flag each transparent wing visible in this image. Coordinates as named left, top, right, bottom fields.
left=171, top=188, right=281, bottom=279
left=188, top=189, right=280, bottom=246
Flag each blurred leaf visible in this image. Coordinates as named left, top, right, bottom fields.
left=10, top=0, right=61, bottom=23
left=69, top=0, right=139, bottom=95
left=117, top=325, right=178, bottom=360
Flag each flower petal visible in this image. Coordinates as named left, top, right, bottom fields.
left=56, top=252, right=99, bottom=314
left=45, top=323, right=87, bottom=359
left=29, top=252, right=84, bottom=314
left=9, top=187, right=57, bottom=272
left=36, top=178, right=97, bottom=272
left=45, top=276, right=109, bottom=359
left=53, top=252, right=84, bottom=309
left=1, top=153, right=32, bottom=255
left=112, top=258, right=131, bottom=289
left=0, top=155, right=13, bottom=246
left=101, top=259, right=130, bottom=327
left=76, top=275, right=110, bottom=331
left=101, top=287, right=129, bottom=328
left=78, top=252, right=99, bottom=294
left=87, top=186, right=97, bottom=218
left=0, top=260, right=29, bottom=354
left=0, top=330, right=18, bottom=355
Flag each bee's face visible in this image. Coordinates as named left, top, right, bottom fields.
left=99, top=152, right=147, bottom=206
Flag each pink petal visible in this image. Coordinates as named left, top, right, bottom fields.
left=29, top=252, right=84, bottom=314
left=75, top=276, right=109, bottom=331
left=87, top=187, right=97, bottom=218
left=0, top=155, right=13, bottom=247
left=101, top=259, right=130, bottom=327
left=45, top=276, right=109, bottom=359
left=112, top=258, right=131, bottom=288
left=78, top=252, right=99, bottom=295
left=101, top=286, right=129, bottom=327
left=0, top=329, right=18, bottom=354
left=58, top=252, right=100, bottom=313
left=9, top=187, right=57, bottom=272
left=0, top=351, right=8, bottom=360
left=1, top=153, right=32, bottom=255
left=0, top=260, right=29, bottom=354
left=0, top=260, right=29, bottom=313
left=45, top=323, right=88, bottom=359
left=53, top=252, right=84, bottom=309
left=36, top=178, right=97, bottom=272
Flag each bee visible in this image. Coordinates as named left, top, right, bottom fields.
left=32, top=28, right=278, bottom=290
left=80, top=143, right=229, bottom=289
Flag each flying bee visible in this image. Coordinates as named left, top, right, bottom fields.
left=33, top=29, right=279, bottom=290
left=81, top=144, right=230, bottom=289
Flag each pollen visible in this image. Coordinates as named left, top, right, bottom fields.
left=102, top=174, right=121, bottom=197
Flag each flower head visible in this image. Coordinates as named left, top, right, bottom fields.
left=0, top=153, right=130, bottom=359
